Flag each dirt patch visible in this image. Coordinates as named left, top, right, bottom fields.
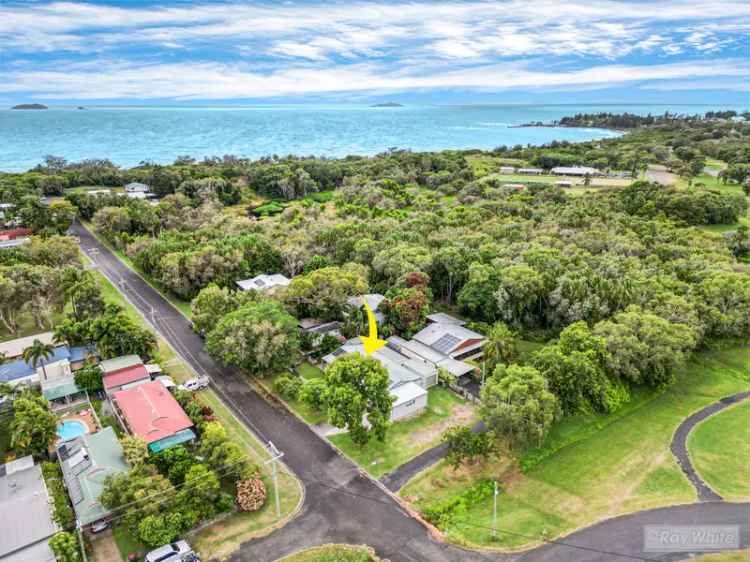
left=90, top=529, right=120, bottom=562
left=410, top=402, right=476, bottom=445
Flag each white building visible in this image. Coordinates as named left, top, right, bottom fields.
left=124, top=182, right=150, bottom=193
left=550, top=166, right=603, bottom=177
left=517, top=168, right=544, bottom=175
left=236, top=273, right=291, bottom=293
left=499, top=166, right=515, bottom=174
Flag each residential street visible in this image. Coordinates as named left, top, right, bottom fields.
left=72, top=221, right=750, bottom=562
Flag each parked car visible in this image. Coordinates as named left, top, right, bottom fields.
left=144, top=540, right=193, bottom=562
left=90, top=520, right=109, bottom=533
left=178, top=376, right=210, bottom=392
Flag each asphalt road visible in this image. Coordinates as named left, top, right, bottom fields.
left=73, top=221, right=750, bottom=562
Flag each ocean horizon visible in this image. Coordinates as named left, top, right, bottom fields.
left=0, top=103, right=745, bottom=172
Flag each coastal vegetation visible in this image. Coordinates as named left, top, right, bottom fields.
left=2, top=110, right=750, bottom=551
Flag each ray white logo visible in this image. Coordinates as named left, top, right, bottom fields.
left=644, top=525, right=740, bottom=552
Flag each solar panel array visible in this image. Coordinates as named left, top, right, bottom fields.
left=60, top=443, right=91, bottom=506
left=432, top=333, right=460, bottom=353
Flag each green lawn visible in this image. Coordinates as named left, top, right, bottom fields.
left=279, top=544, right=380, bottom=562
left=92, top=270, right=303, bottom=562
left=688, top=399, right=750, bottom=500
left=112, top=524, right=146, bottom=562
left=261, top=372, right=328, bottom=425
left=0, top=310, right=65, bottom=343
left=692, top=550, right=750, bottom=562
left=330, top=387, right=477, bottom=478
left=401, top=347, right=750, bottom=549
left=298, top=362, right=324, bottom=379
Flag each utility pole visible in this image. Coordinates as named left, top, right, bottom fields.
left=493, top=481, right=499, bottom=539
left=264, top=441, right=284, bottom=518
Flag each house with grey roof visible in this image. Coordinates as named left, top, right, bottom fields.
left=322, top=337, right=436, bottom=421
left=236, top=273, right=291, bottom=293
left=56, top=427, right=129, bottom=530
left=0, top=456, right=58, bottom=562
left=412, top=315, right=486, bottom=362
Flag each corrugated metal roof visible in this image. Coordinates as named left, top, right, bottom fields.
left=56, top=427, right=129, bottom=525
left=99, top=354, right=143, bottom=374
left=114, top=381, right=193, bottom=444
left=0, top=458, right=58, bottom=558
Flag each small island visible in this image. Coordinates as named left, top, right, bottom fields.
left=371, top=102, right=403, bottom=108
left=11, top=103, right=48, bottom=110
left=77, top=106, right=86, bottom=110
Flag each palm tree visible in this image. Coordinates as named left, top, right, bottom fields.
left=22, top=339, right=55, bottom=381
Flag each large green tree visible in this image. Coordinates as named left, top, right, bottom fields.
left=284, top=263, right=368, bottom=320
left=11, top=393, right=58, bottom=456
left=206, top=300, right=300, bottom=375
left=480, top=364, right=558, bottom=448
left=594, top=306, right=697, bottom=387
left=322, top=354, right=393, bottom=446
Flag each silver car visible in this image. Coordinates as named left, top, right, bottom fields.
left=144, top=540, right=192, bottom=562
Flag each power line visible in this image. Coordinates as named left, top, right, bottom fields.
left=307, top=478, right=664, bottom=562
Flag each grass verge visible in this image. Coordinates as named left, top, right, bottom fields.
left=688, top=398, right=750, bottom=500
left=92, top=270, right=302, bottom=561
left=400, top=347, right=750, bottom=550
left=279, top=544, right=382, bottom=562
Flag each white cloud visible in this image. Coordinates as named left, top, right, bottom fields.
left=1, top=1, right=749, bottom=100
left=2, top=58, right=748, bottom=100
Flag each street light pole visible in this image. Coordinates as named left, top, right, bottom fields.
left=493, top=481, right=499, bottom=539
left=264, top=441, right=284, bottom=518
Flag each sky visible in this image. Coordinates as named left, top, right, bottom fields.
left=1, top=0, right=749, bottom=105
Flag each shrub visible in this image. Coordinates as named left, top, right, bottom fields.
left=422, top=480, right=495, bottom=527
left=274, top=375, right=302, bottom=401
left=236, top=477, right=267, bottom=512
left=41, top=462, right=75, bottom=530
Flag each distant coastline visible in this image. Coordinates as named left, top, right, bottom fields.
left=11, top=103, right=48, bottom=110
left=371, top=102, right=403, bottom=108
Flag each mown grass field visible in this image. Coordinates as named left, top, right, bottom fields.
left=688, top=399, right=750, bottom=500
left=330, top=387, right=477, bottom=478
left=93, top=270, right=302, bottom=561
left=279, top=544, right=380, bottom=562
left=400, top=347, right=750, bottom=549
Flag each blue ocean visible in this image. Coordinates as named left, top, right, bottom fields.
left=0, top=104, right=743, bottom=172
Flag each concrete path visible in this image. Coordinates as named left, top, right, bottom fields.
left=74, top=221, right=750, bottom=562
left=670, top=390, right=750, bottom=502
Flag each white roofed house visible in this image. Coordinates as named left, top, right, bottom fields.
left=236, top=273, right=291, bottom=293
left=550, top=166, right=604, bottom=177
left=124, top=182, right=149, bottom=193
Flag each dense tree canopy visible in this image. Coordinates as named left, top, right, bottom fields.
left=206, top=299, right=300, bottom=375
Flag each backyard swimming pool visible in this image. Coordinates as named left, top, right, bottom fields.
left=57, top=420, right=87, bottom=441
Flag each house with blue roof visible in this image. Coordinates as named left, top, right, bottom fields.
left=0, top=343, right=98, bottom=403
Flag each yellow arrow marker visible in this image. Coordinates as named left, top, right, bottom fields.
left=361, top=299, right=386, bottom=355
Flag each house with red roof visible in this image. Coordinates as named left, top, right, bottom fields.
left=100, top=355, right=151, bottom=395
left=113, top=380, right=195, bottom=453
